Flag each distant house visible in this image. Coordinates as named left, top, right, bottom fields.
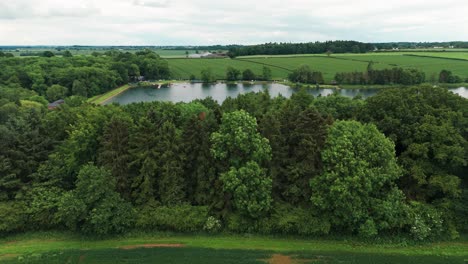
left=48, top=99, right=64, bottom=110
left=188, top=52, right=228, bottom=59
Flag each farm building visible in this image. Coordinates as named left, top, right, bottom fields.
left=48, top=99, right=64, bottom=110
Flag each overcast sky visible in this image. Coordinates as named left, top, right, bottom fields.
left=1, top=0, right=467, bottom=45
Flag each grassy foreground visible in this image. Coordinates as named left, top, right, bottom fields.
left=0, top=232, right=467, bottom=263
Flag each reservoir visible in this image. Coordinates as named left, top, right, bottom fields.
left=104, top=83, right=468, bottom=105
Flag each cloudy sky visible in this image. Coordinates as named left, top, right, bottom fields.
left=1, top=0, right=467, bottom=45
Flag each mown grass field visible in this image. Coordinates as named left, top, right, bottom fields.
left=0, top=232, right=467, bottom=264
left=167, top=52, right=468, bottom=82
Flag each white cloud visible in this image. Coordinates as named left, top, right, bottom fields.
left=0, top=0, right=467, bottom=45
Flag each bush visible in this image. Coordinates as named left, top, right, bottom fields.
left=136, top=204, right=209, bottom=232
left=225, top=203, right=330, bottom=235
left=0, top=202, right=27, bottom=233
left=204, top=216, right=222, bottom=233
left=408, top=202, right=444, bottom=240
left=27, top=187, right=63, bottom=230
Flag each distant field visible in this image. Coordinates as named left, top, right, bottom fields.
left=168, top=52, right=468, bottom=82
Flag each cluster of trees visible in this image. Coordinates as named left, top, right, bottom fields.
left=439, top=70, right=467, bottom=83
left=288, top=65, right=324, bottom=84
left=228, top=41, right=374, bottom=57
left=0, top=51, right=14, bottom=58
left=334, top=63, right=425, bottom=85
left=199, top=66, right=272, bottom=83
left=1, top=80, right=466, bottom=240
left=225, top=66, right=272, bottom=81
left=0, top=49, right=170, bottom=101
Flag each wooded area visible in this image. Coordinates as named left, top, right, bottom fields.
left=1, top=60, right=466, bottom=240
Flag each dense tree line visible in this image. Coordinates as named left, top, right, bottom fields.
left=334, top=64, right=425, bottom=85
left=228, top=41, right=374, bottom=57
left=288, top=65, right=324, bottom=84
left=373, top=41, right=468, bottom=50
left=0, top=49, right=170, bottom=101
left=0, top=80, right=466, bottom=240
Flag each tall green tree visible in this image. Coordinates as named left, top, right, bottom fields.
left=211, top=110, right=272, bottom=218
left=56, top=164, right=134, bottom=235
left=226, top=67, right=241, bottom=81
left=311, top=121, right=407, bottom=237
left=98, top=114, right=134, bottom=199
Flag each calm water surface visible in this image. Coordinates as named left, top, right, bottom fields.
left=105, top=83, right=468, bottom=105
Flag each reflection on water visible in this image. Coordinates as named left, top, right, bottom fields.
left=104, top=83, right=468, bottom=105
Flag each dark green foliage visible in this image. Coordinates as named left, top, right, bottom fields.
left=201, top=68, right=214, bottom=83
left=359, top=86, right=467, bottom=210
left=56, top=164, right=135, bottom=235
left=242, top=69, right=256, bottom=80
left=0, top=74, right=466, bottom=241
left=136, top=204, right=209, bottom=232
left=439, top=69, right=463, bottom=83
left=0, top=202, right=27, bottom=233
left=335, top=67, right=425, bottom=85
left=226, top=66, right=241, bottom=81
left=262, top=66, right=272, bottom=80
left=98, top=114, right=134, bottom=199
left=229, top=40, right=373, bottom=57
left=259, top=93, right=331, bottom=205
left=288, top=65, right=324, bottom=84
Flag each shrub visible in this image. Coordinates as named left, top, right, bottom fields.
left=409, top=202, right=444, bottom=240
left=0, top=202, right=27, bottom=233
left=204, top=216, right=222, bottom=233
left=136, top=204, right=209, bottom=232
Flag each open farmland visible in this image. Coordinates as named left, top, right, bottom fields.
left=167, top=52, right=468, bottom=82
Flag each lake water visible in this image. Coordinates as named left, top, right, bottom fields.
left=104, top=83, right=468, bottom=105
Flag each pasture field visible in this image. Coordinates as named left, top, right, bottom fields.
left=0, top=232, right=466, bottom=264
left=167, top=52, right=468, bottom=82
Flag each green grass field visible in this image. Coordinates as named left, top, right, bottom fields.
left=167, top=52, right=468, bottom=82
left=0, top=232, right=467, bottom=263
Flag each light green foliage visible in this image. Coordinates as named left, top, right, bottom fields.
left=46, top=84, right=67, bottom=102
left=56, top=164, right=135, bottom=235
left=311, top=120, right=407, bottom=236
left=204, top=216, right=222, bottom=233
left=211, top=110, right=271, bottom=167
left=409, top=202, right=445, bottom=240
left=312, top=94, right=365, bottom=120
left=221, top=161, right=273, bottom=218
left=211, top=110, right=272, bottom=218
left=177, top=102, right=209, bottom=124
left=26, top=187, right=63, bottom=229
